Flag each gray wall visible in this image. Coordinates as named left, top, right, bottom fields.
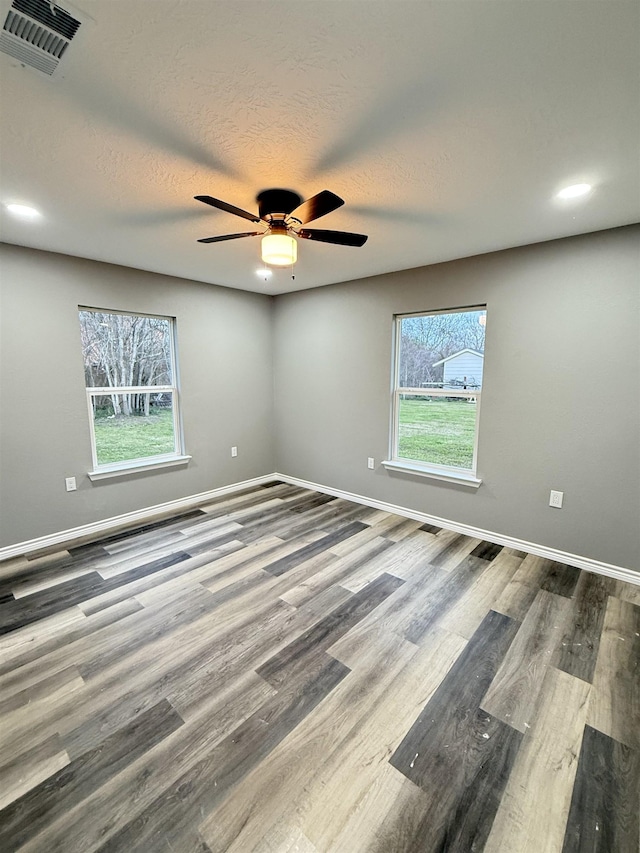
left=0, top=245, right=275, bottom=547
left=273, top=226, right=640, bottom=571
left=2, top=227, right=638, bottom=569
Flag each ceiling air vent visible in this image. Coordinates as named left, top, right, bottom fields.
left=0, top=0, right=81, bottom=75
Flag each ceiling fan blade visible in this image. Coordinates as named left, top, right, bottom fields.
left=197, top=232, right=261, bottom=243
left=194, top=195, right=260, bottom=223
left=288, top=190, right=344, bottom=225
left=298, top=229, right=368, bottom=247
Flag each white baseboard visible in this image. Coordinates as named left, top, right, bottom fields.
left=0, top=474, right=275, bottom=561
left=2, top=471, right=638, bottom=587
left=274, top=472, right=640, bottom=587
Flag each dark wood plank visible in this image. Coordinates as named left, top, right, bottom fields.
left=0, top=699, right=183, bottom=850
left=471, top=541, right=504, bottom=561
left=418, top=522, right=442, bottom=534
left=562, top=725, right=640, bottom=853
left=541, top=561, right=581, bottom=598
left=389, top=609, right=523, bottom=852
left=555, top=572, right=614, bottom=683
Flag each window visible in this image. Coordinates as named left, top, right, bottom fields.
left=385, top=306, right=487, bottom=486
left=78, top=308, right=188, bottom=477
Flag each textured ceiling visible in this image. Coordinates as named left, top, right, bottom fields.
left=0, top=0, right=638, bottom=294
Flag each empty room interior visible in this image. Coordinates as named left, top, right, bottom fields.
left=0, top=2, right=639, bottom=851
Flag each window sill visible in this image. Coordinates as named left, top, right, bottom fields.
left=88, top=455, right=192, bottom=481
left=381, top=459, right=482, bottom=488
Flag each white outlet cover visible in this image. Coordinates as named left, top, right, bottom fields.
left=549, top=490, right=564, bottom=508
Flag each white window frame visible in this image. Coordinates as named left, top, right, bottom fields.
left=80, top=308, right=190, bottom=480
left=382, top=307, right=485, bottom=487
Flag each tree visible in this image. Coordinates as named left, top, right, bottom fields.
left=399, top=310, right=485, bottom=387
left=79, top=310, right=172, bottom=416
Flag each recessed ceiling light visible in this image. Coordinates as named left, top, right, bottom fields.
left=5, top=203, right=41, bottom=219
left=556, top=184, right=592, bottom=199
left=256, top=268, right=272, bottom=278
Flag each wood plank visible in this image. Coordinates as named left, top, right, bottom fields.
left=298, top=626, right=467, bottom=851
left=326, top=513, right=426, bottom=557
left=96, top=655, right=350, bottom=853
left=439, top=549, right=524, bottom=640
left=253, top=826, right=319, bottom=852
left=18, top=672, right=276, bottom=853
left=541, top=561, right=581, bottom=598
left=428, top=532, right=482, bottom=571
left=403, top=553, right=491, bottom=644
left=0, top=665, right=84, bottom=720
left=342, top=531, right=444, bottom=592
left=0, top=734, right=69, bottom=810
left=326, top=763, right=425, bottom=853
left=484, top=666, right=591, bottom=853
left=418, top=522, right=442, bottom=534
left=0, top=597, right=143, bottom=686
left=256, top=572, right=404, bottom=688
left=493, top=554, right=560, bottom=621
left=0, top=550, right=195, bottom=635
left=562, top=725, right=640, bottom=853
left=199, top=628, right=418, bottom=853
left=388, top=610, right=523, bottom=852
left=0, top=698, right=184, bottom=851
left=262, top=521, right=369, bottom=576
left=482, top=589, right=571, bottom=732
left=587, top=596, right=640, bottom=749
left=615, top=579, right=640, bottom=607
left=554, top=571, right=615, bottom=683
left=470, top=540, right=504, bottom=561
left=279, top=536, right=392, bottom=607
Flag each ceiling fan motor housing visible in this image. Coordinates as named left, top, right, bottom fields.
left=257, top=189, right=302, bottom=220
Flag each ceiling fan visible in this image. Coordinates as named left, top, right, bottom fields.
left=194, top=189, right=368, bottom=266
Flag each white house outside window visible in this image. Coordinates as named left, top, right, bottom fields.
left=385, top=306, right=487, bottom=486
left=78, top=308, right=187, bottom=478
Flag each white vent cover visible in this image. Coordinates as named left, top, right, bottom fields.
left=0, top=0, right=82, bottom=75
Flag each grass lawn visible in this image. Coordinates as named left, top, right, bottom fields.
left=398, top=397, right=477, bottom=469
left=94, top=409, right=176, bottom=464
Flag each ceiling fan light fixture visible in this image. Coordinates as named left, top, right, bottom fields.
left=261, top=233, right=297, bottom=266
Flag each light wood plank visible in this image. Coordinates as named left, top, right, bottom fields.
left=587, top=596, right=640, bottom=749
left=484, top=667, right=590, bottom=853
left=439, top=550, right=523, bottom=639
left=482, top=590, right=571, bottom=732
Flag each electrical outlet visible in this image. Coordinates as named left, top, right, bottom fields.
left=231, top=446, right=238, bottom=458
left=367, top=457, right=375, bottom=469
left=549, top=490, right=563, bottom=508
left=65, top=477, right=77, bottom=492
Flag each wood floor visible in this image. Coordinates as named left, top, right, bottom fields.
left=0, top=481, right=638, bottom=852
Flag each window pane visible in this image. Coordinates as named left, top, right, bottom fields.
left=79, top=310, right=173, bottom=388
left=91, top=393, right=176, bottom=465
left=398, top=310, right=486, bottom=390
left=397, top=395, right=477, bottom=469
